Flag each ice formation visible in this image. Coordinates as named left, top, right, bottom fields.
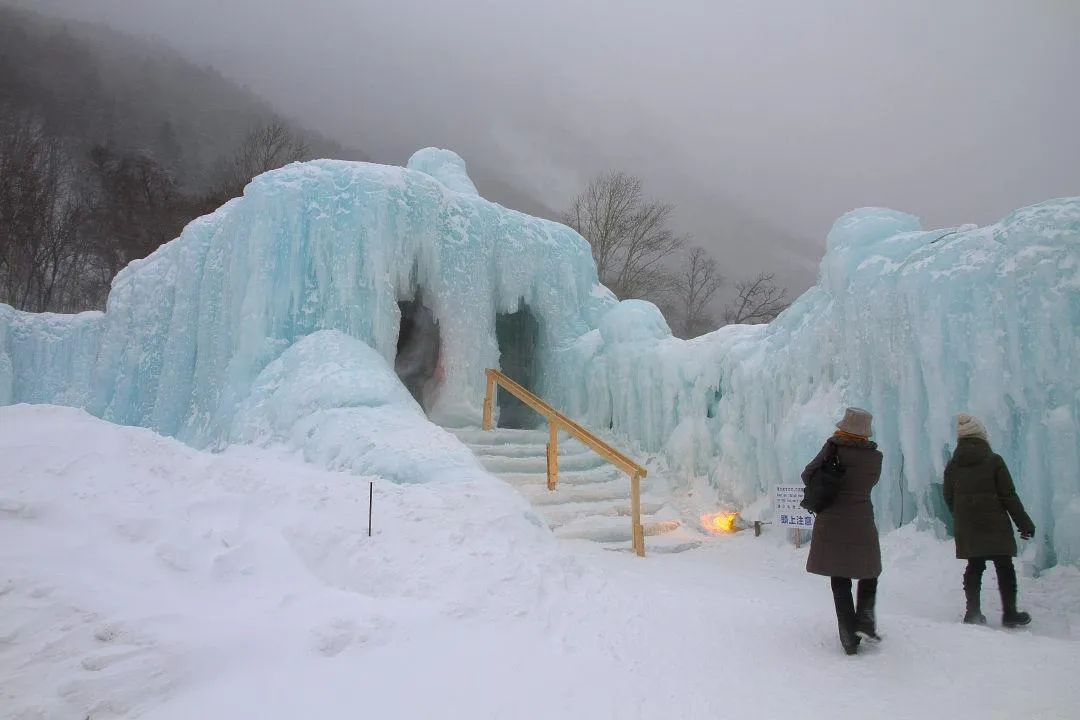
left=231, top=329, right=493, bottom=485
left=1, top=147, right=1078, bottom=567
left=0, top=148, right=614, bottom=445
left=552, top=201, right=1080, bottom=569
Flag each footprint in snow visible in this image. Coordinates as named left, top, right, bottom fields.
left=79, top=646, right=147, bottom=672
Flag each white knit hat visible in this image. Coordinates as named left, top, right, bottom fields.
left=956, top=413, right=988, bottom=441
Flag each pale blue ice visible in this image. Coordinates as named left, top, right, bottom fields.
left=1, top=149, right=1078, bottom=568
left=553, top=203, right=1080, bottom=569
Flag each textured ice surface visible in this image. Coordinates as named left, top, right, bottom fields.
left=0, top=150, right=613, bottom=444
left=406, top=147, right=480, bottom=196
left=1, top=147, right=1078, bottom=567
left=0, top=305, right=104, bottom=408
left=553, top=200, right=1080, bottom=568
left=231, top=329, right=487, bottom=484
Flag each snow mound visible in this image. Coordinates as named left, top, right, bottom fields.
left=0, top=404, right=564, bottom=718
left=3, top=405, right=1079, bottom=718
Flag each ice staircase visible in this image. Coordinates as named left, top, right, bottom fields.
left=451, top=426, right=693, bottom=553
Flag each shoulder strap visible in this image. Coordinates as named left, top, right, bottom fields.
left=826, top=439, right=843, bottom=466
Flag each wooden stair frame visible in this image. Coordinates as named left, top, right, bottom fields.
left=482, top=368, right=648, bottom=557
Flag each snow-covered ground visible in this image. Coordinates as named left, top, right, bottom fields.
left=2, top=405, right=1078, bottom=720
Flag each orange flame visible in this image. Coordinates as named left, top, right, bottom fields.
left=701, top=511, right=739, bottom=534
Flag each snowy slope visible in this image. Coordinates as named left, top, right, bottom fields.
left=3, top=405, right=1079, bottom=720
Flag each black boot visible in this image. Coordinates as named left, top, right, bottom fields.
left=854, top=578, right=881, bottom=642
left=963, top=587, right=986, bottom=625
left=996, top=558, right=1032, bottom=628
left=831, top=578, right=860, bottom=655
left=962, top=560, right=987, bottom=625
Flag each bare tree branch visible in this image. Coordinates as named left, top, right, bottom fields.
left=723, top=272, right=790, bottom=325
left=212, top=118, right=312, bottom=201
left=671, top=245, right=723, bottom=338
left=562, top=170, right=684, bottom=302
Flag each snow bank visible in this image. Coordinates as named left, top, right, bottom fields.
left=555, top=199, right=1080, bottom=568
left=0, top=404, right=564, bottom=717
left=3, top=405, right=1079, bottom=719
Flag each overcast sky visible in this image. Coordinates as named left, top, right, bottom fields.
left=23, top=0, right=1080, bottom=294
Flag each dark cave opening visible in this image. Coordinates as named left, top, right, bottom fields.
left=395, top=295, right=441, bottom=412
left=494, top=304, right=540, bottom=429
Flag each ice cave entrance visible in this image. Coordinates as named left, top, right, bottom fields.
left=495, top=304, right=540, bottom=429
left=395, top=295, right=441, bottom=413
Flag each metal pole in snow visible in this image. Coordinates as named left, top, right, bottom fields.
left=368, top=481, right=373, bottom=537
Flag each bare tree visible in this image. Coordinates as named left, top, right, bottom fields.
left=0, top=108, right=85, bottom=312
left=671, top=246, right=724, bottom=338
left=562, top=171, right=684, bottom=301
left=212, top=118, right=311, bottom=201
left=82, top=144, right=187, bottom=281
left=724, top=272, right=790, bottom=325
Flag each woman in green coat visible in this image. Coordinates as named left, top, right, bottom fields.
left=943, top=413, right=1036, bottom=627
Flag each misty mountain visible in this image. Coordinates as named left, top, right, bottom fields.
left=468, top=165, right=559, bottom=221
left=1, top=3, right=568, bottom=223
left=0, top=5, right=367, bottom=192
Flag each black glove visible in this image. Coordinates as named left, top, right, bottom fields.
left=1019, top=525, right=1035, bottom=540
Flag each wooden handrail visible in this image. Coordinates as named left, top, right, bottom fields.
left=482, top=368, right=648, bottom=557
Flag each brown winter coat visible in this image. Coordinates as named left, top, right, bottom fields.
left=802, top=436, right=883, bottom=579
left=943, top=437, right=1034, bottom=559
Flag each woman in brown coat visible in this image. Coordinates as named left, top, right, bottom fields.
left=801, top=407, right=883, bottom=655
left=943, top=413, right=1035, bottom=627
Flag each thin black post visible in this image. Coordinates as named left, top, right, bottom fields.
left=754, top=520, right=761, bottom=537
left=368, top=481, right=373, bottom=537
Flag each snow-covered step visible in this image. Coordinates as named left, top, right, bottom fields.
left=472, top=452, right=609, bottom=475
left=530, top=493, right=666, bottom=515
left=554, top=515, right=681, bottom=543
left=449, top=428, right=551, bottom=446
left=453, top=425, right=682, bottom=551
left=518, top=480, right=636, bottom=506
left=494, top=465, right=621, bottom=486
left=465, top=442, right=594, bottom=459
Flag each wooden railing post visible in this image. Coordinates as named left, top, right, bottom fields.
left=482, top=371, right=495, bottom=431
left=546, top=422, right=558, bottom=491
left=631, top=471, right=645, bottom=557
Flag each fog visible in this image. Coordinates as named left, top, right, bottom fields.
left=20, top=0, right=1080, bottom=294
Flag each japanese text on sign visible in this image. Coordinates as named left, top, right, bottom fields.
left=775, top=485, right=814, bottom=528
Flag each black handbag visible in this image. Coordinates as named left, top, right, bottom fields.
left=800, top=442, right=845, bottom=514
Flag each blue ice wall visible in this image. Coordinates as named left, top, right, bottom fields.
left=0, top=305, right=104, bottom=408
left=2, top=148, right=1077, bottom=567
left=552, top=200, right=1080, bottom=568
left=0, top=150, right=614, bottom=445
